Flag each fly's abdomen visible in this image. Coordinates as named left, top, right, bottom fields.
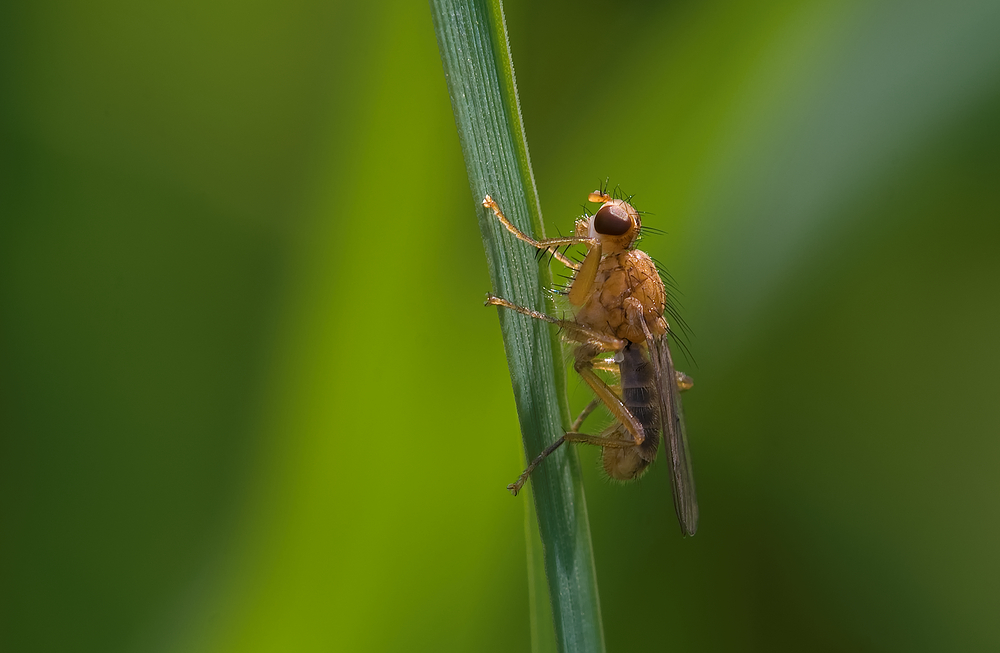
left=620, top=343, right=660, bottom=462
left=602, top=343, right=661, bottom=481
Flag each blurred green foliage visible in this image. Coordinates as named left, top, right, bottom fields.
left=2, top=0, right=999, bottom=651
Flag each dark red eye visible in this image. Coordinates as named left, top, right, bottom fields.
left=594, top=204, right=631, bottom=236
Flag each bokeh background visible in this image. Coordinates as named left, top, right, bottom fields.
left=3, top=0, right=999, bottom=651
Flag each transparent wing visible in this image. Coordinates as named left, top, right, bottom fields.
left=644, top=323, right=699, bottom=536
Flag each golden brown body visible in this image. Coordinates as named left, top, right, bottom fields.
left=575, top=249, right=667, bottom=344
left=482, top=187, right=699, bottom=535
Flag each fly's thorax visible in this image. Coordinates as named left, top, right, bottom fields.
left=573, top=250, right=668, bottom=342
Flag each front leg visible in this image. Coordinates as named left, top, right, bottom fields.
left=482, top=195, right=594, bottom=272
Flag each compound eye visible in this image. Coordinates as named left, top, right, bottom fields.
left=593, top=203, right=631, bottom=236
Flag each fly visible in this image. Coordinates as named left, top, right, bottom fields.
left=483, top=187, right=699, bottom=536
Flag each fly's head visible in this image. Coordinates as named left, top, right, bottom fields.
left=578, top=191, right=641, bottom=252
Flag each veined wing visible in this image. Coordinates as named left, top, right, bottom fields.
left=644, top=321, right=699, bottom=536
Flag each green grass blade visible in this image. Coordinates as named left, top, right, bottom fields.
left=429, top=1, right=606, bottom=651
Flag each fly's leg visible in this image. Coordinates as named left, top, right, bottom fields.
left=566, top=244, right=601, bottom=307
left=572, top=397, right=602, bottom=432
left=564, top=430, right=645, bottom=448
left=487, top=294, right=638, bottom=438
left=482, top=195, right=602, bottom=306
left=485, top=294, right=625, bottom=351
left=489, top=294, right=652, bottom=493
left=507, top=438, right=565, bottom=495
left=572, top=342, right=645, bottom=445
left=507, top=423, right=640, bottom=496
left=482, top=195, right=591, bottom=271
left=504, top=345, right=650, bottom=496
left=592, top=357, right=618, bottom=373
left=506, top=397, right=599, bottom=496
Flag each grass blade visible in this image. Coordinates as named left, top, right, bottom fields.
left=429, top=1, right=606, bottom=651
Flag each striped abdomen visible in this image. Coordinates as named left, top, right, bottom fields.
left=602, top=343, right=661, bottom=480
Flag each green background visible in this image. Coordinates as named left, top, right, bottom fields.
left=3, top=0, right=999, bottom=651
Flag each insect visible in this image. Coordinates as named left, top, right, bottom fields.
left=483, top=187, right=698, bottom=536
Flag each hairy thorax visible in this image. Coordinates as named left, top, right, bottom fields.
left=574, top=249, right=667, bottom=343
